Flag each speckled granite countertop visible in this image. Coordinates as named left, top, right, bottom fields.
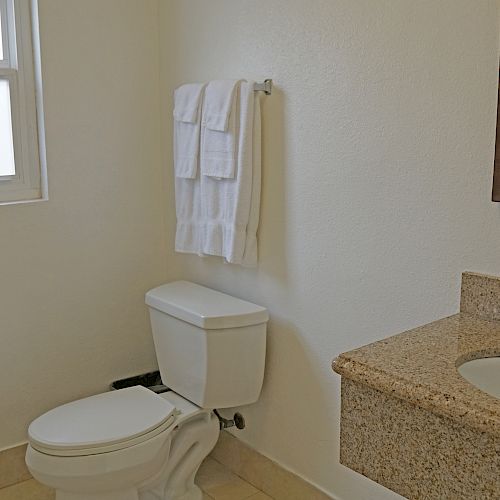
left=333, top=272, right=500, bottom=437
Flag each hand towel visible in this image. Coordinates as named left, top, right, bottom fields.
left=173, top=83, right=205, bottom=179
left=200, top=80, right=240, bottom=179
left=203, top=80, right=239, bottom=131
left=199, top=80, right=261, bottom=266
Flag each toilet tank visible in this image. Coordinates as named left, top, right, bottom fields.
left=145, top=281, right=268, bottom=409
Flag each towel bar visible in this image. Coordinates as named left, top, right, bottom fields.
left=253, top=79, right=273, bottom=95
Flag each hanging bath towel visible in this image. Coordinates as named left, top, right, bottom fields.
left=174, top=80, right=262, bottom=267
left=200, top=80, right=261, bottom=266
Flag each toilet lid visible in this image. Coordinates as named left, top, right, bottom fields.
left=28, top=386, right=177, bottom=455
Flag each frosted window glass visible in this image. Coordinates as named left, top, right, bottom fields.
left=0, top=80, right=15, bottom=176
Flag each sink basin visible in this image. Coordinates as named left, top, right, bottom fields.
left=458, top=357, right=500, bottom=399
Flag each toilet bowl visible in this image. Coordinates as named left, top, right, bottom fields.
left=26, top=282, right=268, bottom=500
left=26, top=389, right=219, bottom=500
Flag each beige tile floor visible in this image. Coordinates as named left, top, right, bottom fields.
left=0, top=457, right=273, bottom=500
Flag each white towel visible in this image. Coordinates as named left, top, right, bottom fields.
left=201, top=80, right=240, bottom=179
left=241, top=89, right=262, bottom=266
left=203, top=80, right=239, bottom=131
left=174, top=172, right=204, bottom=255
left=175, top=80, right=262, bottom=267
left=200, top=80, right=261, bottom=266
left=173, top=83, right=205, bottom=179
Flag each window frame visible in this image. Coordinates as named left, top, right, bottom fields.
left=0, top=0, right=47, bottom=205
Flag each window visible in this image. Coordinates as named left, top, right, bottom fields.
left=0, top=0, right=46, bottom=204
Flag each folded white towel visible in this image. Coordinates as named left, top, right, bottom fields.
left=200, top=80, right=261, bottom=266
left=174, top=172, right=204, bottom=255
left=203, top=80, right=239, bottom=131
left=173, top=83, right=205, bottom=179
left=175, top=79, right=262, bottom=267
left=201, top=80, right=240, bottom=179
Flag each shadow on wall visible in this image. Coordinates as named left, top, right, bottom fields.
left=226, top=317, right=334, bottom=477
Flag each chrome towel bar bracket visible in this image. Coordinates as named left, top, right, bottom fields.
left=253, top=79, right=273, bottom=95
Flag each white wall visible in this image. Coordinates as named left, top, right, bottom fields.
left=0, top=0, right=166, bottom=449
left=160, top=1, right=500, bottom=498
left=1, top=1, right=498, bottom=498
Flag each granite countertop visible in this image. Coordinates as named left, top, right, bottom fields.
left=333, top=273, right=500, bottom=437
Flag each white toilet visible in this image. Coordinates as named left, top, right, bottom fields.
left=25, top=281, right=268, bottom=500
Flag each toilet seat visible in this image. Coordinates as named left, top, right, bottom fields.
left=28, top=386, right=178, bottom=457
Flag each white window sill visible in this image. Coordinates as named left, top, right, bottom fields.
left=0, top=194, right=48, bottom=206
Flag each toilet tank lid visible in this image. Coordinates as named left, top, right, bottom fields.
left=145, top=281, right=269, bottom=329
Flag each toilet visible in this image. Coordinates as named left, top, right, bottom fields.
left=25, top=281, right=268, bottom=500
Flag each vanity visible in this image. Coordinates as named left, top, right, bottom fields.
left=333, top=272, right=500, bottom=499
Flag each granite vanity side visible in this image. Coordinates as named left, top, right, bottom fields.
left=461, top=271, right=500, bottom=321
left=340, top=379, right=500, bottom=500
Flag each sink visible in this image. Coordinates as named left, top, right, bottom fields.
left=458, top=357, right=500, bottom=399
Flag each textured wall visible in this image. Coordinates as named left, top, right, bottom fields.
left=159, top=1, right=500, bottom=498
left=0, top=0, right=166, bottom=448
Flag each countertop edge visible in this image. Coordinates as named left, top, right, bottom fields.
left=332, top=352, right=500, bottom=437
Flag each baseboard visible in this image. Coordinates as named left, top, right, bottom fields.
left=0, top=443, right=30, bottom=489
left=210, top=430, right=333, bottom=500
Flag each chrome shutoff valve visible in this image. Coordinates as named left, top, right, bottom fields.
left=214, top=410, right=246, bottom=430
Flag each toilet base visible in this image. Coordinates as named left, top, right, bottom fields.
left=55, top=484, right=204, bottom=500
left=140, top=414, right=219, bottom=500
left=52, top=474, right=205, bottom=500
